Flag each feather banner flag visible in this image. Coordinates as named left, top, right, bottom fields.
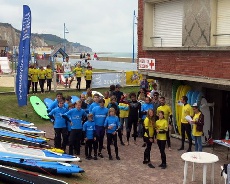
left=16, top=5, right=31, bottom=106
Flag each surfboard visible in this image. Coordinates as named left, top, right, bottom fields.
left=0, top=115, right=34, bottom=127
left=0, top=142, right=80, bottom=162
left=200, top=97, right=212, bottom=144
left=30, top=96, right=50, bottom=120
left=186, top=90, right=193, bottom=105
left=0, top=120, right=45, bottom=135
left=0, top=165, right=70, bottom=183
left=176, top=85, right=191, bottom=135
left=175, top=85, right=183, bottom=134
left=0, top=128, right=47, bottom=144
left=191, top=91, right=199, bottom=105
left=92, top=90, right=104, bottom=97
left=44, top=98, right=54, bottom=108
left=71, top=96, right=80, bottom=103
left=172, top=80, right=181, bottom=134
left=0, top=159, right=84, bottom=176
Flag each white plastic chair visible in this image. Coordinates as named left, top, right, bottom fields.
left=220, top=166, right=227, bottom=184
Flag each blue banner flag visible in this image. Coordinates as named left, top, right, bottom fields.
left=16, top=5, right=31, bottom=107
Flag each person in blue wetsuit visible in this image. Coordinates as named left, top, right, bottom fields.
left=107, top=95, right=125, bottom=146
left=83, top=113, right=97, bottom=160
left=104, top=107, right=121, bottom=160
left=140, top=97, right=154, bottom=147
left=92, top=98, right=108, bottom=158
left=89, top=93, right=100, bottom=113
left=47, top=92, right=64, bottom=112
left=48, top=100, right=68, bottom=151
left=63, top=100, right=87, bottom=155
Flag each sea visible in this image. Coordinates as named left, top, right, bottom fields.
left=56, top=52, right=138, bottom=71
left=95, top=52, right=137, bottom=58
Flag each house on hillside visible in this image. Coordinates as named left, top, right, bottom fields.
left=0, top=40, right=8, bottom=57
left=138, top=0, right=230, bottom=139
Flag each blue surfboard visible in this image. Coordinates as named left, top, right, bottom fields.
left=0, top=129, right=46, bottom=144
left=0, top=116, right=34, bottom=127
left=71, top=96, right=80, bottom=103
left=44, top=98, right=54, bottom=108
left=0, top=152, right=84, bottom=175
left=186, top=90, right=193, bottom=105
left=191, top=91, right=199, bottom=105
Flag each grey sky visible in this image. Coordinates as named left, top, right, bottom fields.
left=0, top=0, right=138, bottom=52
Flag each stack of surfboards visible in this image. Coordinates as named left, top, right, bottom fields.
left=173, top=85, right=214, bottom=145
left=0, top=165, right=70, bottom=184
left=0, top=115, right=84, bottom=176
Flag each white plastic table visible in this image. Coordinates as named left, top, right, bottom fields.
left=181, top=152, right=219, bottom=184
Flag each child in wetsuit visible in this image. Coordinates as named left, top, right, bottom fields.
left=104, top=107, right=121, bottom=160
left=83, top=114, right=97, bottom=160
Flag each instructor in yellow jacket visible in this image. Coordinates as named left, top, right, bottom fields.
left=178, top=96, right=194, bottom=152
left=143, top=109, right=155, bottom=168
left=156, top=111, right=168, bottom=169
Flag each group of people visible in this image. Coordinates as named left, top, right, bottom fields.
left=46, top=80, right=204, bottom=169
left=61, top=56, right=93, bottom=90
left=28, top=64, right=52, bottom=94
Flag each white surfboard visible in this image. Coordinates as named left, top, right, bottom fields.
left=0, top=142, right=80, bottom=162
left=0, top=121, right=45, bottom=135
left=200, top=97, right=213, bottom=144
left=92, top=90, right=104, bottom=98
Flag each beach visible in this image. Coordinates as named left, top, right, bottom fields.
left=0, top=75, right=14, bottom=87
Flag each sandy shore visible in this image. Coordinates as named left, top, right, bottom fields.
left=0, top=75, right=86, bottom=90
left=0, top=75, right=15, bottom=87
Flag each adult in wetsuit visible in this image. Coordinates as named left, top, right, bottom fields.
left=127, top=92, right=141, bottom=145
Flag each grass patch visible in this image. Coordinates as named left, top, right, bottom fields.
left=0, top=87, right=14, bottom=93
left=0, top=86, right=139, bottom=125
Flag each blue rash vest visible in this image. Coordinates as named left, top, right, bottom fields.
left=104, top=116, right=120, bottom=134
left=48, top=106, right=68, bottom=128
left=83, top=121, right=96, bottom=139
left=48, top=99, right=68, bottom=112
left=141, top=103, right=154, bottom=119
left=89, top=102, right=99, bottom=113
left=65, top=108, right=87, bottom=129
left=92, top=106, right=108, bottom=126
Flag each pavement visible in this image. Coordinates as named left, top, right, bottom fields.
left=40, top=123, right=228, bottom=184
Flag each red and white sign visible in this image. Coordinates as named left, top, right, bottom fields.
left=138, top=58, right=155, bottom=70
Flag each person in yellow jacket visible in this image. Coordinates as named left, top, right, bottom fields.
left=38, top=66, right=46, bottom=93
left=85, top=66, right=93, bottom=90
left=27, top=64, right=33, bottom=94
left=104, top=91, right=110, bottom=108
left=190, top=103, right=204, bottom=152
left=118, top=94, right=129, bottom=144
left=31, top=64, right=39, bottom=94
left=46, top=65, right=53, bottom=93
left=73, top=63, right=83, bottom=90
left=156, top=111, right=168, bottom=169
left=143, top=109, right=155, bottom=168
left=157, top=96, right=172, bottom=151
left=178, top=96, right=194, bottom=152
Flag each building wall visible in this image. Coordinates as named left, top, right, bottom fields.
left=183, top=0, right=211, bottom=47
left=138, top=0, right=230, bottom=80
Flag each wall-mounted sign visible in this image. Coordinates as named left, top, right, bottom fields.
left=138, top=58, right=155, bottom=70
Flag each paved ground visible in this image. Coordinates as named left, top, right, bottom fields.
left=39, top=123, right=228, bottom=184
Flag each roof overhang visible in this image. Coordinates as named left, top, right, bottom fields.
left=139, top=70, right=230, bottom=86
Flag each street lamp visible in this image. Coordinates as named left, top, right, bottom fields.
left=63, top=23, right=69, bottom=52
left=132, top=10, right=137, bottom=63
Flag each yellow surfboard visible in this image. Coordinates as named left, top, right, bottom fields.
left=176, top=85, right=191, bottom=135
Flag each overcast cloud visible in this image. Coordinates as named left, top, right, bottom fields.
left=0, top=0, right=138, bottom=52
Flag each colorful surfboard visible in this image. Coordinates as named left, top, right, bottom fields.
left=30, top=96, right=50, bottom=120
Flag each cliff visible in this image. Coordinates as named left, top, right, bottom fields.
left=0, top=23, right=92, bottom=53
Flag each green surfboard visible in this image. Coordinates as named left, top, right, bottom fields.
left=30, top=96, right=50, bottom=120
